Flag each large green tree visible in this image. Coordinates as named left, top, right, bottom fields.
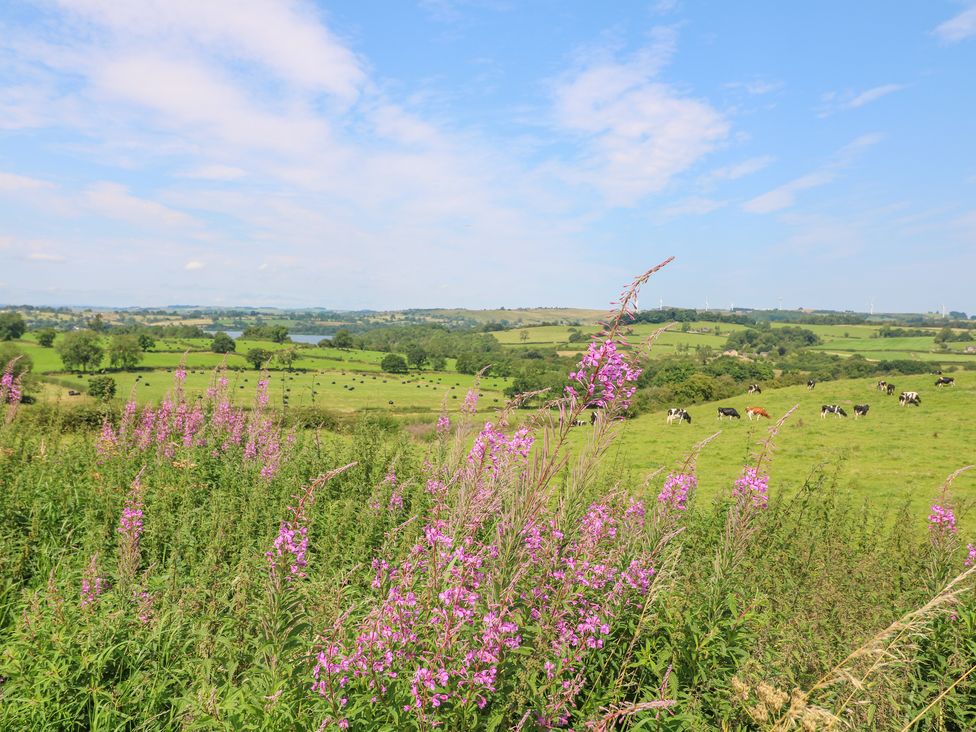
left=108, top=334, right=144, bottom=370
left=380, top=353, right=408, bottom=374
left=35, top=329, right=57, bottom=347
left=211, top=331, right=237, bottom=354
left=56, top=330, right=104, bottom=372
left=0, top=312, right=26, bottom=341
left=331, top=329, right=354, bottom=349
left=246, top=348, right=272, bottom=369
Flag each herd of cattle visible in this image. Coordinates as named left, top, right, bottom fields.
left=658, top=375, right=956, bottom=426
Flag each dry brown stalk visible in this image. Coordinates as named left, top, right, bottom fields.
left=770, top=564, right=976, bottom=730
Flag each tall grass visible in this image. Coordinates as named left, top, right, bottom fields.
left=1, top=263, right=974, bottom=730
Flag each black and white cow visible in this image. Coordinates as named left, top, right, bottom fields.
left=884, top=383, right=896, bottom=395
left=590, top=410, right=599, bottom=425
left=667, top=408, right=692, bottom=425
left=877, top=380, right=888, bottom=392
left=571, top=418, right=586, bottom=427
left=935, top=376, right=955, bottom=387
left=853, top=404, right=870, bottom=418
left=717, top=407, right=741, bottom=420
left=747, top=383, right=762, bottom=394
left=821, top=405, right=847, bottom=418
left=807, top=380, right=817, bottom=390
left=899, top=391, right=921, bottom=407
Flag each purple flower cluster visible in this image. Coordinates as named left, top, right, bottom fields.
left=313, top=488, right=656, bottom=727
left=928, top=504, right=957, bottom=535
left=96, top=368, right=285, bottom=479
left=436, top=413, right=451, bottom=435
left=467, top=422, right=534, bottom=477
left=0, top=360, right=22, bottom=405
left=732, top=467, right=769, bottom=509
left=267, top=521, right=309, bottom=581
left=966, top=544, right=976, bottom=568
left=566, top=339, right=641, bottom=410
left=657, top=472, right=697, bottom=514
left=133, top=590, right=154, bottom=624
left=80, top=555, right=105, bottom=608
left=462, top=388, right=479, bottom=414
left=117, top=473, right=145, bottom=578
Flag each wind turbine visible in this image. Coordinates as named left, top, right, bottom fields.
left=704, top=297, right=710, bottom=313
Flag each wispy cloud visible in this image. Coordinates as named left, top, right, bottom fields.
left=725, top=79, right=783, bottom=96
left=818, top=84, right=905, bottom=116
left=184, top=259, right=205, bottom=271
left=700, top=155, right=774, bottom=187
left=934, top=4, right=976, bottom=43
left=0, top=170, right=56, bottom=192
left=552, top=28, right=729, bottom=205
left=657, top=196, right=726, bottom=219
left=28, top=252, right=66, bottom=262
left=743, top=134, right=882, bottom=214
left=85, top=183, right=196, bottom=227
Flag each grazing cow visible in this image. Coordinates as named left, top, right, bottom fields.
left=67, top=390, right=80, bottom=396
left=821, top=405, right=847, bottom=418
left=899, top=391, right=921, bottom=407
left=571, top=418, right=586, bottom=427
left=717, top=407, right=741, bottom=420
left=935, top=376, right=955, bottom=387
left=853, top=404, right=870, bottom=418
left=747, top=384, right=762, bottom=394
left=877, top=380, right=888, bottom=392
left=807, top=380, right=816, bottom=390
left=590, top=411, right=598, bottom=425
left=667, top=408, right=692, bottom=425
left=746, top=406, right=770, bottom=420
left=884, top=383, right=896, bottom=395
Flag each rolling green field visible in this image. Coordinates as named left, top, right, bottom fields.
left=597, top=370, right=976, bottom=522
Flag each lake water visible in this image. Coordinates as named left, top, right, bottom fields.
left=209, top=330, right=328, bottom=345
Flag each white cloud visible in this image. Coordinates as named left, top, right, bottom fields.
left=818, top=84, right=905, bottom=116
left=847, top=84, right=905, bottom=108
left=552, top=29, right=729, bottom=205
left=725, top=79, right=782, bottom=95
left=934, top=4, right=976, bottom=43
left=657, top=196, right=726, bottom=218
left=184, top=259, right=205, bottom=271
left=0, top=171, right=56, bottom=192
left=179, top=165, right=247, bottom=181
left=85, top=182, right=195, bottom=227
left=701, top=155, right=774, bottom=186
left=743, top=134, right=881, bottom=214
left=54, top=0, right=366, bottom=101
left=28, top=252, right=66, bottom=262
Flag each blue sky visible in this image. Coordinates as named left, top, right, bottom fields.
left=1, top=1, right=974, bottom=312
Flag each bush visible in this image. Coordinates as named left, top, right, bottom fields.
left=88, top=375, right=117, bottom=401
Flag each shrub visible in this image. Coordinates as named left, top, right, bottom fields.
left=88, top=375, right=117, bottom=401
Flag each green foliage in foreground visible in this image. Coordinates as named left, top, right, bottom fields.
left=0, top=400, right=974, bottom=730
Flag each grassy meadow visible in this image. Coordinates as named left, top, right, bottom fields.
left=600, top=371, right=976, bottom=522
left=3, top=310, right=976, bottom=729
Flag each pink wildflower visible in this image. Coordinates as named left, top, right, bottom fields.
left=732, top=467, right=769, bottom=509
left=566, top=339, right=641, bottom=409
left=928, top=504, right=957, bottom=535
left=966, top=544, right=976, bottom=568
left=657, top=472, right=697, bottom=513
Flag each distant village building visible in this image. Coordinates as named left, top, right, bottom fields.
left=966, top=345, right=976, bottom=354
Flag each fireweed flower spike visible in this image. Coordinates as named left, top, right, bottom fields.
left=80, top=554, right=105, bottom=608
left=966, top=544, right=976, bottom=568
left=266, top=464, right=357, bottom=587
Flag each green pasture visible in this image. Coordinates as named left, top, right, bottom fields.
left=595, top=371, right=976, bottom=523
left=43, top=367, right=512, bottom=416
